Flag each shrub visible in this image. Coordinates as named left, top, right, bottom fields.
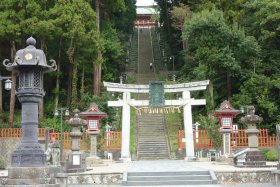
left=0, top=157, right=7, bottom=169
left=264, top=149, right=278, bottom=161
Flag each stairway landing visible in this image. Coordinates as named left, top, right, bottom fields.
left=123, top=160, right=217, bottom=186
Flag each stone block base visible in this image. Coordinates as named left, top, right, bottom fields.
left=272, top=170, right=280, bottom=185
left=3, top=166, right=67, bottom=186
left=86, top=157, right=105, bottom=167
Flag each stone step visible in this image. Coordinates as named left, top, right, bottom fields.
left=124, top=180, right=213, bottom=186
left=128, top=175, right=211, bottom=181
left=123, top=171, right=215, bottom=186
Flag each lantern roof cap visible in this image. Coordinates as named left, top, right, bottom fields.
left=80, top=103, right=107, bottom=118
left=3, top=37, right=57, bottom=72
left=66, top=109, right=87, bottom=126
left=213, top=100, right=241, bottom=116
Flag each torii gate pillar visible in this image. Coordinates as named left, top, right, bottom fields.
left=183, top=91, right=195, bottom=160
left=120, top=92, right=131, bottom=162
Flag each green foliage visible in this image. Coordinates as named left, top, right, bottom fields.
left=39, top=117, right=71, bottom=132
left=197, top=114, right=222, bottom=150
left=0, top=156, right=7, bottom=169
left=260, top=148, right=278, bottom=161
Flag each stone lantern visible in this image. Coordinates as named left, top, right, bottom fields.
left=80, top=103, right=107, bottom=164
left=65, top=109, right=87, bottom=173
left=3, top=37, right=57, bottom=167
left=1, top=37, right=68, bottom=186
left=239, top=105, right=265, bottom=166
left=213, top=100, right=240, bottom=157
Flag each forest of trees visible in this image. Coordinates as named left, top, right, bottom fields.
left=0, top=0, right=280, bottom=134
left=156, top=0, right=280, bottom=134
left=0, top=0, right=136, bottom=130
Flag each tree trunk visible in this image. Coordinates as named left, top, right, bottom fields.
left=93, top=0, right=102, bottom=96
left=226, top=72, right=232, bottom=99
left=9, top=41, right=16, bottom=127
left=80, top=65, right=85, bottom=107
left=38, top=36, right=46, bottom=121
left=208, top=80, right=214, bottom=111
left=9, top=71, right=16, bottom=127
left=66, top=64, right=73, bottom=107
left=54, top=38, right=62, bottom=113
left=70, top=55, right=78, bottom=109
left=96, top=0, right=100, bottom=31
left=0, top=80, right=3, bottom=113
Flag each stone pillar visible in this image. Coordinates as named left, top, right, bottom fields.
left=121, top=92, right=131, bottom=162
left=272, top=124, right=280, bottom=185
left=183, top=91, right=195, bottom=160
left=3, top=37, right=63, bottom=186
left=277, top=124, right=280, bottom=170
left=246, top=124, right=260, bottom=149
left=220, top=129, right=231, bottom=156
left=66, top=109, right=87, bottom=173
left=89, top=133, right=99, bottom=158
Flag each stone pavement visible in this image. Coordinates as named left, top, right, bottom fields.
left=1, top=160, right=278, bottom=186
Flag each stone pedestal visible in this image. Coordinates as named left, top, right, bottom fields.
left=235, top=106, right=265, bottom=167
left=220, top=129, right=231, bottom=157
left=66, top=153, right=87, bottom=173
left=86, top=132, right=105, bottom=167
left=89, top=132, right=100, bottom=159
left=246, top=125, right=259, bottom=148
left=272, top=170, right=280, bottom=185
left=65, top=109, right=87, bottom=173
left=5, top=166, right=64, bottom=186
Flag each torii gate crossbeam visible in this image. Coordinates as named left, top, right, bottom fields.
left=104, top=80, right=209, bottom=162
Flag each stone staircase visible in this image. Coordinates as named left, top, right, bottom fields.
left=137, top=28, right=157, bottom=84
left=137, top=114, right=170, bottom=160
left=127, top=28, right=138, bottom=72
left=123, top=170, right=217, bottom=186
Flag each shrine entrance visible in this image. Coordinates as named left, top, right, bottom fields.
left=104, top=80, right=209, bottom=162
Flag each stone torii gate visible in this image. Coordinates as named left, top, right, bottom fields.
left=104, top=80, right=209, bottom=162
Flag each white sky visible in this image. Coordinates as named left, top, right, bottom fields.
left=136, top=0, right=156, bottom=6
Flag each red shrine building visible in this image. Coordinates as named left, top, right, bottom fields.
left=135, top=3, right=158, bottom=28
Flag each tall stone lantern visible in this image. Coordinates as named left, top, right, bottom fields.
left=3, top=37, right=57, bottom=167
left=237, top=105, right=265, bottom=166
left=65, top=109, right=87, bottom=173
left=213, top=100, right=240, bottom=157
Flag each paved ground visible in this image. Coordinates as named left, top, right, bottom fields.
left=1, top=160, right=278, bottom=186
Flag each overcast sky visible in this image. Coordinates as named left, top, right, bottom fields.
left=136, top=0, right=156, bottom=6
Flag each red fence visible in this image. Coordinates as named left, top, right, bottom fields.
left=0, top=128, right=54, bottom=138
left=100, top=131, right=122, bottom=150
left=1, top=128, right=276, bottom=151
left=178, top=129, right=277, bottom=149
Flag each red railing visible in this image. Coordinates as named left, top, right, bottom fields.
left=178, top=129, right=277, bottom=149
left=178, top=130, right=212, bottom=149
left=0, top=128, right=54, bottom=138
left=49, top=131, right=121, bottom=150
left=100, top=131, right=122, bottom=150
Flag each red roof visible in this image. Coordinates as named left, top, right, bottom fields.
left=213, top=100, right=240, bottom=116
left=80, top=103, right=107, bottom=118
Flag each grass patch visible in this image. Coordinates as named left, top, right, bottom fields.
left=165, top=112, right=183, bottom=152
left=130, top=108, right=137, bottom=154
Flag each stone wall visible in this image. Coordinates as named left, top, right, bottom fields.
left=215, top=171, right=273, bottom=184
left=0, top=138, right=48, bottom=169
left=68, top=173, right=122, bottom=185
left=1, top=171, right=275, bottom=185
left=0, top=138, right=20, bottom=168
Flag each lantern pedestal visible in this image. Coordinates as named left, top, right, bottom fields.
left=86, top=131, right=105, bottom=167
left=234, top=106, right=265, bottom=167
left=6, top=166, right=66, bottom=186
left=2, top=37, right=66, bottom=186
left=65, top=110, right=87, bottom=173
left=219, top=128, right=232, bottom=157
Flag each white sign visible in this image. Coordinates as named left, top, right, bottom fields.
left=73, top=154, right=80, bottom=165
